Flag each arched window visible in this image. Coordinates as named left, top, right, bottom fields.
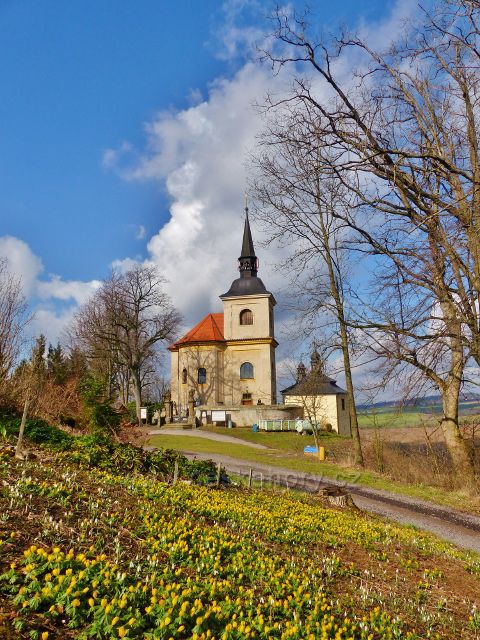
left=239, top=309, right=253, bottom=325
left=182, top=368, right=187, bottom=384
left=240, top=362, right=254, bottom=379
left=197, top=367, right=207, bottom=384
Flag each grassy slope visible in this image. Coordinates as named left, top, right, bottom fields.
left=0, top=446, right=479, bottom=639
left=357, top=411, right=428, bottom=429
left=357, top=405, right=480, bottom=429
left=149, top=431, right=480, bottom=514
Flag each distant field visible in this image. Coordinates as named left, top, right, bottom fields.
left=358, top=400, right=480, bottom=429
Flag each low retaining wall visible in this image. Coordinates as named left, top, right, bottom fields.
left=196, top=404, right=303, bottom=428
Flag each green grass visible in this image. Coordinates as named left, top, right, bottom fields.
left=202, top=426, right=341, bottom=452
left=149, top=432, right=480, bottom=514
left=357, top=410, right=430, bottom=429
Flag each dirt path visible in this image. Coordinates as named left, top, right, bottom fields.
left=177, top=450, right=480, bottom=553
left=148, top=428, right=269, bottom=450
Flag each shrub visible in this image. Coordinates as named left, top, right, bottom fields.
left=0, top=412, right=73, bottom=450
left=80, top=376, right=120, bottom=435
left=55, top=433, right=229, bottom=485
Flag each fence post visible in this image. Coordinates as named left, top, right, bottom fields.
left=216, top=462, right=222, bottom=487
left=173, top=460, right=179, bottom=485
left=248, top=468, right=253, bottom=489
left=260, top=473, right=263, bottom=489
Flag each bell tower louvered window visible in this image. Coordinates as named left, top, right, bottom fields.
left=240, top=309, right=253, bottom=325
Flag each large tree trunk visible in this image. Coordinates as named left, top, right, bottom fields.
left=441, top=382, right=474, bottom=485
left=338, top=318, right=364, bottom=466
left=439, top=304, right=475, bottom=483
left=318, top=198, right=364, bottom=466
left=130, top=366, right=142, bottom=426
left=15, top=394, right=30, bottom=459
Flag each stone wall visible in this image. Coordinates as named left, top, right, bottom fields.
left=196, top=403, right=303, bottom=428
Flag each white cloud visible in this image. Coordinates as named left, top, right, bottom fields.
left=105, top=1, right=417, bottom=336
left=0, top=235, right=43, bottom=296
left=35, top=276, right=102, bottom=306
left=111, top=61, right=290, bottom=325
left=0, top=235, right=100, bottom=344
left=29, top=307, right=78, bottom=346
left=215, top=7, right=265, bottom=61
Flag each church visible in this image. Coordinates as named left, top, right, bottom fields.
left=169, top=208, right=278, bottom=416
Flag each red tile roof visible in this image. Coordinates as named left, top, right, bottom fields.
left=169, top=313, right=224, bottom=350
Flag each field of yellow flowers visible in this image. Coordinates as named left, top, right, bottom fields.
left=0, top=446, right=479, bottom=639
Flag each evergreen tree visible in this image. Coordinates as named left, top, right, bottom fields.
left=47, top=342, right=67, bottom=384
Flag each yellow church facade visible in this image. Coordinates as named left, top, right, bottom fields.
left=169, top=210, right=278, bottom=415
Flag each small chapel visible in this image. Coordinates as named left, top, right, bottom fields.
left=169, top=207, right=279, bottom=418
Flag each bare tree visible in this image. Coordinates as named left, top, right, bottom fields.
left=0, top=258, right=30, bottom=396
left=252, top=112, right=364, bottom=465
left=14, top=335, right=47, bottom=459
left=261, top=0, right=480, bottom=480
left=72, top=265, right=181, bottom=425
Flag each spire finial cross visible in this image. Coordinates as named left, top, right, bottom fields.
left=244, top=191, right=249, bottom=216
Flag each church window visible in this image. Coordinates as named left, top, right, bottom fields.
left=341, top=398, right=345, bottom=411
left=240, top=309, right=253, bottom=325
left=182, top=368, right=187, bottom=384
left=198, top=367, right=207, bottom=384
left=240, top=362, right=254, bottom=379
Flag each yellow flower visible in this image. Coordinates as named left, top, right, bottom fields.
left=118, top=627, right=127, bottom=638
left=41, top=633, right=49, bottom=640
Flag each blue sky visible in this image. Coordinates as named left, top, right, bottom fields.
left=0, top=0, right=407, bottom=390
left=1, top=0, right=393, bottom=280
left=0, top=0, right=227, bottom=280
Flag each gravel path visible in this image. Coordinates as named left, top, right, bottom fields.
left=176, top=450, right=480, bottom=553
left=148, top=428, right=269, bottom=450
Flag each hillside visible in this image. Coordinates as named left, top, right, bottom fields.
left=358, top=393, right=480, bottom=414
left=0, top=442, right=479, bottom=639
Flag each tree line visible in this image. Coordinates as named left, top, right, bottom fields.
left=0, top=260, right=181, bottom=448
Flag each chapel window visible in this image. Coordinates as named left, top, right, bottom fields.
left=182, top=368, right=187, bottom=384
left=240, top=362, right=254, bottom=379
left=341, top=398, right=346, bottom=411
left=198, top=367, right=207, bottom=384
left=240, top=309, right=253, bottom=325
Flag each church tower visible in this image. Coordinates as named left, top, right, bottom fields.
left=169, top=204, right=277, bottom=415
left=220, top=206, right=277, bottom=405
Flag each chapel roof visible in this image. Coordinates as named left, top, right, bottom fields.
left=280, top=373, right=346, bottom=396
left=168, top=313, right=225, bottom=350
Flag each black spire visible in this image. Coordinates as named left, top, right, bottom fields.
left=238, top=204, right=257, bottom=277
left=241, top=206, right=255, bottom=257
left=220, top=199, right=272, bottom=299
